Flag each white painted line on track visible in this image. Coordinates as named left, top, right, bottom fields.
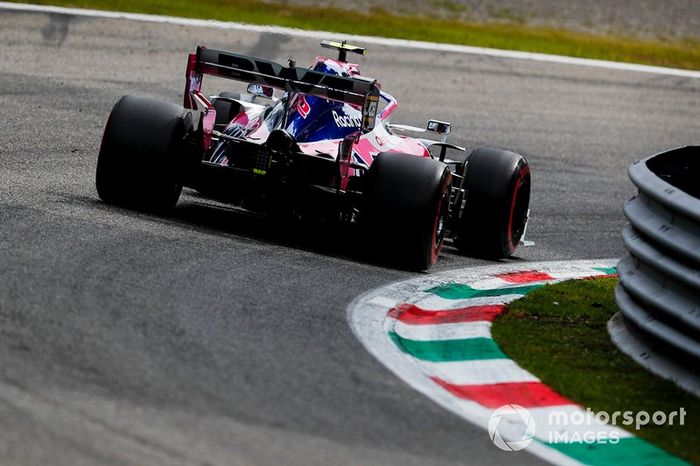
left=1, top=1, right=699, bottom=79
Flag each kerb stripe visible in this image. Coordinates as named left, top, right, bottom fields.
left=496, top=270, right=554, bottom=283
left=387, top=303, right=505, bottom=324
left=432, top=378, right=574, bottom=408
left=428, top=283, right=543, bottom=300
left=389, top=333, right=506, bottom=362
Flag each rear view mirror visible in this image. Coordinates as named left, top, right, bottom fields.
left=427, top=119, right=451, bottom=135
left=247, top=84, right=274, bottom=99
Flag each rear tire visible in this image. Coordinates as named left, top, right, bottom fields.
left=456, top=147, right=530, bottom=258
left=96, top=95, right=194, bottom=212
left=365, top=152, right=451, bottom=270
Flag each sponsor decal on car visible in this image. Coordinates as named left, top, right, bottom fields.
left=333, top=110, right=362, bottom=128
left=292, top=94, right=311, bottom=119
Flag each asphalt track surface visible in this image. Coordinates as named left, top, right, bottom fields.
left=0, top=9, right=698, bottom=466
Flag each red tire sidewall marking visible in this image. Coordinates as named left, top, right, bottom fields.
left=507, top=164, right=530, bottom=252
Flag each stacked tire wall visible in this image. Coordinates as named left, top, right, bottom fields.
left=616, top=146, right=700, bottom=365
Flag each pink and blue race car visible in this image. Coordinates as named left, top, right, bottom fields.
left=96, top=40, right=531, bottom=270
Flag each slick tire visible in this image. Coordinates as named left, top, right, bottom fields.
left=365, top=152, right=451, bottom=271
left=96, top=95, right=195, bottom=212
left=456, top=147, right=530, bottom=258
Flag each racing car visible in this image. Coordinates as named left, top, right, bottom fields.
left=95, top=40, right=531, bottom=270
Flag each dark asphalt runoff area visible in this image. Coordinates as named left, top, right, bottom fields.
left=0, top=9, right=698, bottom=466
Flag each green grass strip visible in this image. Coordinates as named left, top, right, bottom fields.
left=10, top=0, right=700, bottom=70
left=492, top=278, right=700, bottom=464
left=545, top=437, right=690, bottom=466
left=427, top=283, right=543, bottom=300
left=389, top=332, right=506, bottom=362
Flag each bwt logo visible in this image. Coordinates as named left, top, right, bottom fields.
left=488, top=404, right=536, bottom=451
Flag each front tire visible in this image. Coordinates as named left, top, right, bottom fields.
left=365, top=152, right=451, bottom=270
left=456, top=147, right=531, bottom=258
left=96, top=95, right=194, bottom=212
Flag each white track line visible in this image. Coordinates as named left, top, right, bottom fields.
left=1, top=1, right=699, bottom=79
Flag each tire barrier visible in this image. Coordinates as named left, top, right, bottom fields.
left=616, top=146, right=700, bottom=366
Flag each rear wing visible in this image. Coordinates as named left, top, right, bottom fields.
left=184, top=46, right=381, bottom=135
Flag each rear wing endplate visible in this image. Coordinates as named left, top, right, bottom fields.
left=185, top=46, right=380, bottom=133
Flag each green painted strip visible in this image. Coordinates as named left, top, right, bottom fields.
left=545, top=437, right=690, bottom=466
left=427, top=283, right=543, bottom=300
left=593, top=266, right=618, bottom=275
left=389, top=332, right=507, bottom=362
